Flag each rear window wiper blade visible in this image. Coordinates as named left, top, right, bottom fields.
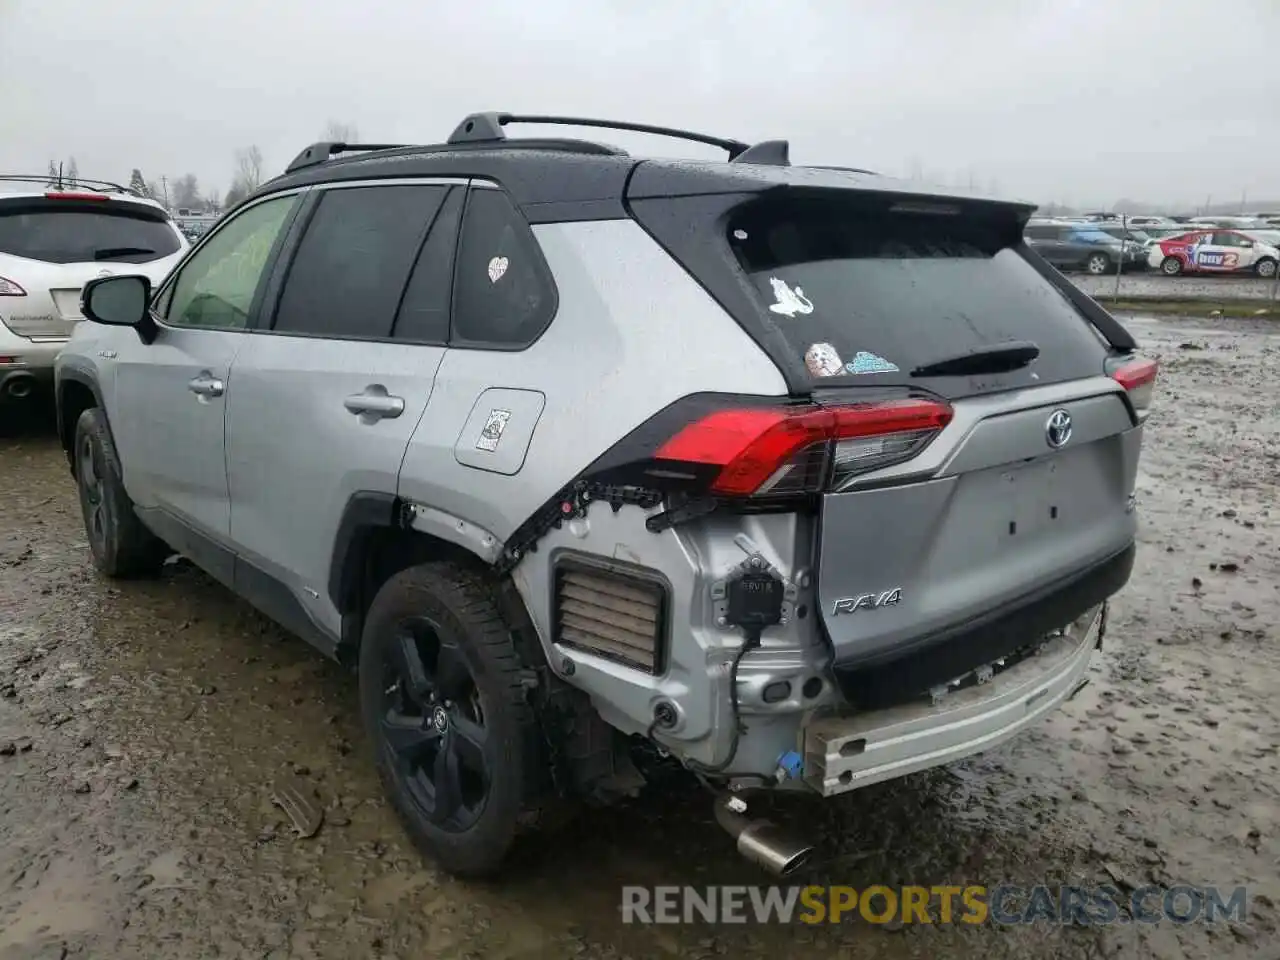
left=910, top=341, right=1040, bottom=378
left=93, top=246, right=155, bottom=260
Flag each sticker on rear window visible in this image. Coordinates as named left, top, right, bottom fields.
left=804, top=342, right=844, bottom=377
left=767, top=277, right=814, bottom=317
left=488, top=256, right=509, bottom=283
left=845, top=351, right=900, bottom=375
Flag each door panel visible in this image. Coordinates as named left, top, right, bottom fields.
left=224, top=336, right=445, bottom=636
left=110, top=191, right=302, bottom=582
left=111, top=327, right=243, bottom=581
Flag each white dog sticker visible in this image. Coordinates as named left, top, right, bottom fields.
left=804, top=342, right=844, bottom=378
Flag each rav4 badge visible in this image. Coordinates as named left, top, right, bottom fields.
left=832, top=588, right=902, bottom=615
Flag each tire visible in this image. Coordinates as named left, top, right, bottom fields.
left=358, top=561, right=544, bottom=878
left=1085, top=253, right=1112, bottom=276
left=1255, top=257, right=1277, bottom=279
left=1161, top=256, right=1184, bottom=276
left=73, top=407, right=169, bottom=578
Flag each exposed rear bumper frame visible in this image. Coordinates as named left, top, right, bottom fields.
left=804, top=604, right=1102, bottom=797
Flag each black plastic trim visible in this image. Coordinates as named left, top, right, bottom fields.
left=1019, top=242, right=1138, bottom=351
left=831, top=542, right=1136, bottom=710
left=234, top=557, right=341, bottom=657
left=135, top=506, right=341, bottom=656
left=253, top=148, right=635, bottom=221
left=135, top=507, right=236, bottom=588
left=327, top=491, right=401, bottom=613
left=53, top=363, right=106, bottom=464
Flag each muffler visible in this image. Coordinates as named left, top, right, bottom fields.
left=714, top=795, right=814, bottom=878
left=4, top=374, right=34, bottom=400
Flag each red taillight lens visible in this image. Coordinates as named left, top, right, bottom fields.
left=1110, top=357, right=1158, bottom=420
left=655, top=399, right=953, bottom=497
left=44, top=191, right=110, bottom=201
left=0, top=276, right=26, bottom=296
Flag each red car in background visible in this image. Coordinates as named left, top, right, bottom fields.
left=1148, top=229, right=1280, bottom=277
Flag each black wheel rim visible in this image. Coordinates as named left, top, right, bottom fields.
left=379, top=615, right=490, bottom=831
left=77, top=434, right=109, bottom=553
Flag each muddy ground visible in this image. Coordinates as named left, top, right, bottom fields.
left=1, top=315, right=1277, bottom=960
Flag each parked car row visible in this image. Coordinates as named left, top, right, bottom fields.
left=1024, top=220, right=1148, bottom=275
left=1025, top=216, right=1280, bottom=278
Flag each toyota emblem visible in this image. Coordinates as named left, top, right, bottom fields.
left=1045, top=409, right=1072, bottom=449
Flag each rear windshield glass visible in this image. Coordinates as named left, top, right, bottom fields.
left=727, top=197, right=1107, bottom=392
left=0, top=201, right=181, bottom=264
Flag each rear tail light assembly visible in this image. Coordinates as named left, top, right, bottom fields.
left=645, top=397, right=954, bottom=500
left=0, top=277, right=26, bottom=296
left=1108, top=356, right=1158, bottom=421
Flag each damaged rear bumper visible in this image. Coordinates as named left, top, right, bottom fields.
left=802, top=603, right=1103, bottom=797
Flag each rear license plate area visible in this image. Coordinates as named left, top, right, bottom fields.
left=1002, top=457, right=1063, bottom=540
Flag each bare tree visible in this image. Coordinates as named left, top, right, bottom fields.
left=172, top=174, right=202, bottom=210
left=66, top=157, right=79, bottom=182
left=323, top=120, right=359, bottom=143
left=234, top=145, right=264, bottom=193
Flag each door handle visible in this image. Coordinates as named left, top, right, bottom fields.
left=188, top=375, right=225, bottom=398
left=344, top=389, right=405, bottom=420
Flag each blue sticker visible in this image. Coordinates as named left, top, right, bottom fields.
left=845, top=351, right=899, bottom=375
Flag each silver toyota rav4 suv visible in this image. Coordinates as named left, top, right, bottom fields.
left=55, top=114, right=1158, bottom=879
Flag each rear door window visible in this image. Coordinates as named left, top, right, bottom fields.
left=271, top=184, right=448, bottom=340
left=727, top=197, right=1108, bottom=395
left=0, top=199, right=182, bottom=264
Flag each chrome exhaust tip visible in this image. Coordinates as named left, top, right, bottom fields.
left=714, top=795, right=814, bottom=878
left=4, top=375, right=34, bottom=399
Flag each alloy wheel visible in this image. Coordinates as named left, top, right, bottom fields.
left=378, top=615, right=491, bottom=830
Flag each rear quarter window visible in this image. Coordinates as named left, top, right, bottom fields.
left=0, top=199, right=182, bottom=264
left=726, top=196, right=1108, bottom=396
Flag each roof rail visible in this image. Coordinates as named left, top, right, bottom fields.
left=285, top=141, right=409, bottom=175
left=447, top=112, right=789, bottom=164
left=0, top=174, right=138, bottom=195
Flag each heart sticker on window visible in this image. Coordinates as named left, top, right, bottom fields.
left=488, top=256, right=509, bottom=283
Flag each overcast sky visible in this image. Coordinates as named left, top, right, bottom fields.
left=2, top=0, right=1278, bottom=209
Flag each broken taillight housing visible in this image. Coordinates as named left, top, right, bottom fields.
left=653, top=398, right=954, bottom=498
left=1108, top=357, right=1158, bottom=422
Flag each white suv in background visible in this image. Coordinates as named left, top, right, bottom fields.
left=0, top=177, right=187, bottom=409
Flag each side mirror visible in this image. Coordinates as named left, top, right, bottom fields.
left=80, top=275, right=157, bottom=344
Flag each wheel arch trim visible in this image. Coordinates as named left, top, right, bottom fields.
left=54, top=363, right=109, bottom=473
left=328, top=491, right=501, bottom=615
